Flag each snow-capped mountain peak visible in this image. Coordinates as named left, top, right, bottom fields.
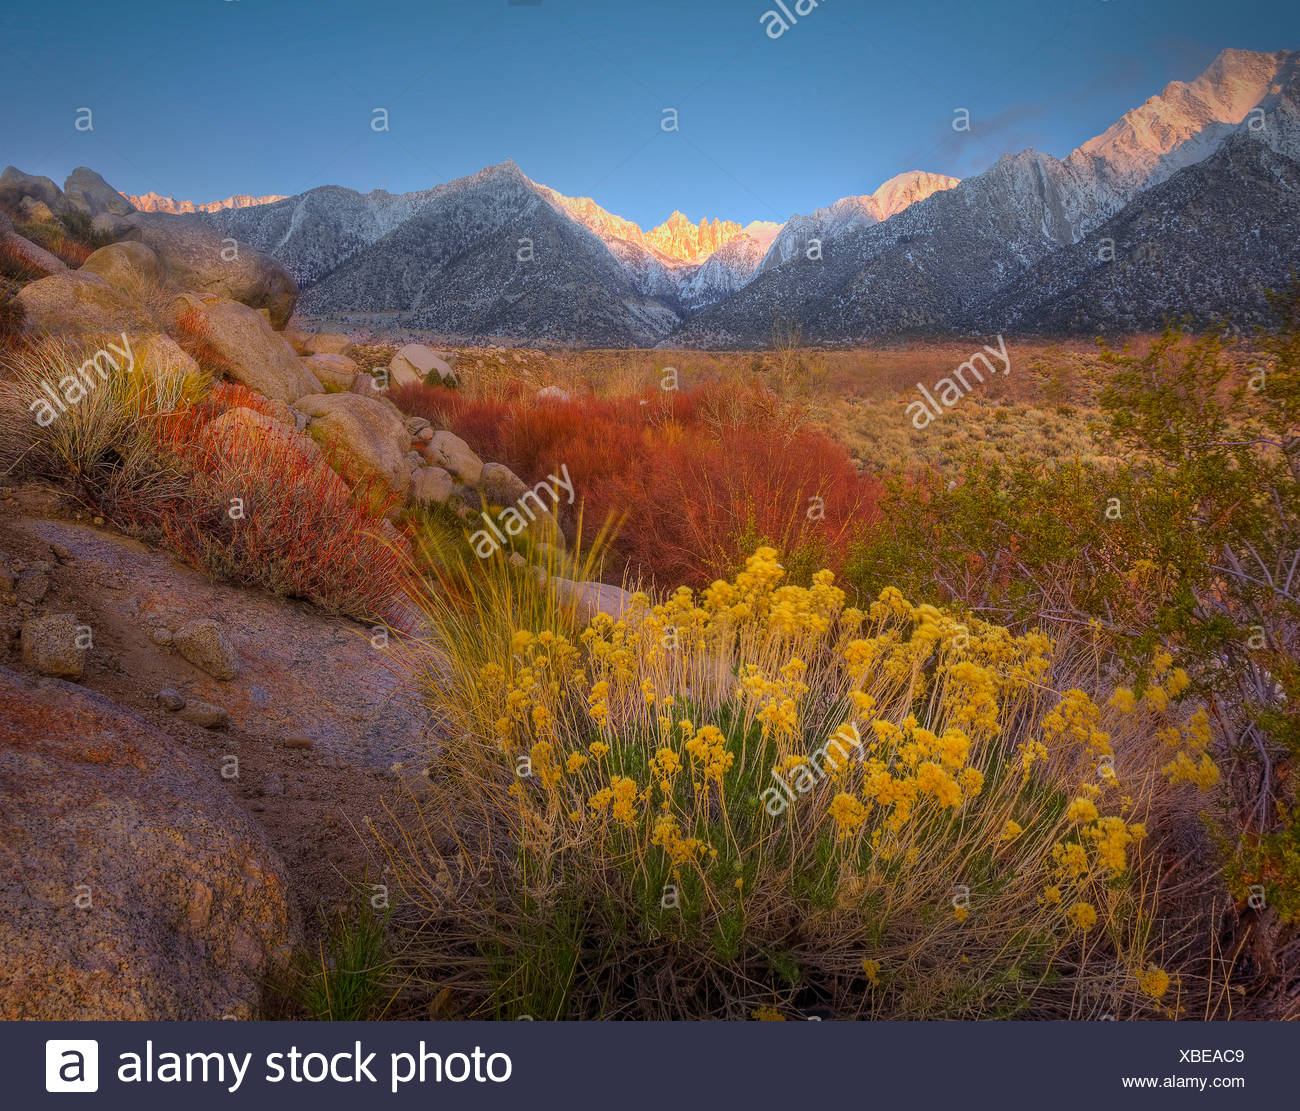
left=1067, top=47, right=1295, bottom=196
left=758, top=169, right=959, bottom=273
left=870, top=170, right=961, bottom=219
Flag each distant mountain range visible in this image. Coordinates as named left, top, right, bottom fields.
left=124, top=47, right=1300, bottom=345
left=127, top=190, right=290, bottom=215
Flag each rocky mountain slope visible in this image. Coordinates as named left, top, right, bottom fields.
left=1066, top=47, right=1294, bottom=200
left=188, top=161, right=951, bottom=339
left=294, top=162, right=681, bottom=345
left=757, top=170, right=959, bottom=275
left=975, top=135, right=1300, bottom=333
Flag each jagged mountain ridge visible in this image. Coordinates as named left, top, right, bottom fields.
left=127, top=191, right=289, bottom=215
left=679, top=46, right=1300, bottom=344
left=757, top=171, right=960, bottom=275
left=1066, top=48, right=1295, bottom=199
left=292, top=162, right=680, bottom=345
left=153, top=46, right=1298, bottom=344
left=191, top=157, right=950, bottom=330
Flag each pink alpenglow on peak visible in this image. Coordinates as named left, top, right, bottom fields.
left=1066, top=47, right=1297, bottom=195
left=870, top=171, right=961, bottom=219
left=125, top=191, right=289, bottom=215
left=643, top=212, right=745, bottom=262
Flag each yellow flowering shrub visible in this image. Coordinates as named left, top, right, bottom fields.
left=394, top=548, right=1214, bottom=1019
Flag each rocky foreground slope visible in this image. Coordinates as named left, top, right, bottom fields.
left=0, top=166, right=630, bottom=1018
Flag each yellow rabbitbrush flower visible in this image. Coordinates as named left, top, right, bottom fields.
left=1163, top=750, right=1219, bottom=791
left=1088, top=816, right=1139, bottom=873
left=1161, top=707, right=1219, bottom=791
left=1066, top=797, right=1100, bottom=825
left=1042, top=690, right=1112, bottom=757
left=861, top=958, right=881, bottom=986
left=1135, top=965, right=1171, bottom=999
left=652, top=813, right=707, bottom=869
left=684, top=724, right=734, bottom=788
left=916, top=761, right=963, bottom=808
left=828, top=792, right=868, bottom=839
left=1108, top=687, right=1136, bottom=713
left=400, top=547, right=1201, bottom=1020
left=1067, top=902, right=1098, bottom=931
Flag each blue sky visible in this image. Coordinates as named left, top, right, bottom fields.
left=2, top=0, right=1296, bottom=228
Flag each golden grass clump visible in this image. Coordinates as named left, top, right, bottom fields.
left=387, top=547, right=1221, bottom=1020
left=0, top=335, right=207, bottom=505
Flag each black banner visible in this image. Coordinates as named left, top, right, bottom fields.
left=11, top=1021, right=1287, bottom=1108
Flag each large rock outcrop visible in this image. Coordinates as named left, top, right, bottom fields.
left=15, top=270, right=157, bottom=335
left=63, top=167, right=136, bottom=219
left=389, top=343, right=456, bottom=387
left=0, top=666, right=299, bottom=1019
left=0, top=166, right=65, bottom=213
left=169, top=294, right=320, bottom=403
left=126, top=215, right=298, bottom=328
left=426, top=430, right=483, bottom=485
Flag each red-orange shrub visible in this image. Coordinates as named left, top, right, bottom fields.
left=609, top=424, right=880, bottom=588
left=138, top=391, right=411, bottom=624
left=390, top=380, right=880, bottom=587
left=12, top=223, right=92, bottom=268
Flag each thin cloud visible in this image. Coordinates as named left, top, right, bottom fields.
left=904, top=102, right=1048, bottom=177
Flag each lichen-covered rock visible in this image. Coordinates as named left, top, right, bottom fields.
left=478, top=461, right=529, bottom=506
left=301, top=351, right=358, bottom=390
left=18, top=197, right=58, bottom=223
left=427, top=430, right=483, bottom=485
left=303, top=332, right=354, bottom=357
left=129, top=332, right=202, bottom=384
left=0, top=667, right=298, bottom=1019
left=79, top=241, right=160, bottom=297
left=410, top=465, right=455, bottom=505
